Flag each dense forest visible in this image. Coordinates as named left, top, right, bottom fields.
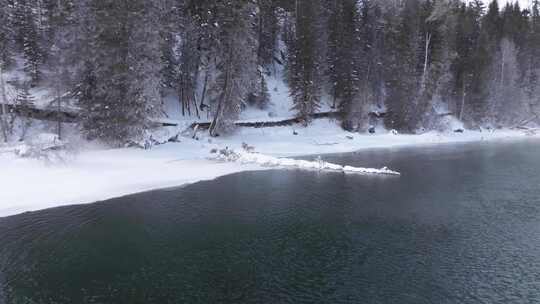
left=0, top=0, right=539, bottom=146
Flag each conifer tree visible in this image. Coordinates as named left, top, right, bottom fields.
left=414, top=0, right=456, bottom=129
left=15, top=81, right=35, bottom=140
left=287, top=0, right=323, bottom=125
left=0, top=0, right=539, bottom=140
left=326, top=0, right=365, bottom=130
left=359, top=0, right=385, bottom=112
left=0, top=0, right=13, bottom=68
left=208, top=0, right=258, bottom=136
left=383, top=0, right=423, bottom=132
left=13, top=0, right=44, bottom=84
left=79, top=0, right=163, bottom=145
left=525, top=0, right=540, bottom=115
left=452, top=2, right=478, bottom=122
left=257, top=0, right=279, bottom=69
left=248, top=72, right=270, bottom=110
left=462, top=0, right=500, bottom=124
left=178, top=10, right=202, bottom=117
left=247, top=0, right=277, bottom=110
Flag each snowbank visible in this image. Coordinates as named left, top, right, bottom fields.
left=213, top=149, right=400, bottom=176
left=204, top=118, right=538, bottom=157
left=0, top=119, right=537, bottom=218
left=0, top=143, right=262, bottom=217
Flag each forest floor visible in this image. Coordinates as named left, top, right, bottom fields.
left=1, top=117, right=537, bottom=218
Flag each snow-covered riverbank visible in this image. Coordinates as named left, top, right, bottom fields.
left=0, top=118, right=537, bottom=218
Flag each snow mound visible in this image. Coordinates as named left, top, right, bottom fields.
left=212, top=149, right=401, bottom=176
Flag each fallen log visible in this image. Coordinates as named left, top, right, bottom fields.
left=510, top=115, right=539, bottom=130
left=438, top=112, right=454, bottom=117
left=1, top=103, right=79, bottom=123
left=189, top=111, right=387, bottom=130
left=1, top=103, right=388, bottom=130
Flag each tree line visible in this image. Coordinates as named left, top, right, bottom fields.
left=0, top=0, right=539, bottom=145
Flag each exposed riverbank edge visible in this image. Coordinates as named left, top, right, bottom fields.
left=1, top=124, right=538, bottom=218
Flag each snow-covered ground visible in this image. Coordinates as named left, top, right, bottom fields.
left=1, top=118, right=538, bottom=218
left=212, top=147, right=401, bottom=176
left=1, top=65, right=538, bottom=217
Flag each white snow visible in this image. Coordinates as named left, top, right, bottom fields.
left=212, top=149, right=401, bottom=176
left=1, top=119, right=538, bottom=218
left=0, top=141, right=261, bottom=217
left=1, top=68, right=539, bottom=217
left=203, top=118, right=538, bottom=157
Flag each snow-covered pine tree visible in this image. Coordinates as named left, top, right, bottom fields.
left=60, top=0, right=96, bottom=136
left=208, top=0, right=258, bottom=136
left=325, top=0, right=365, bottom=131
left=13, top=0, right=44, bottom=85
left=484, top=3, right=530, bottom=126
left=178, top=6, right=202, bottom=118
left=14, top=81, right=35, bottom=140
left=182, top=0, right=219, bottom=118
left=247, top=0, right=277, bottom=110
left=79, top=0, right=163, bottom=145
left=41, top=0, right=75, bottom=47
left=287, top=0, right=323, bottom=125
left=257, top=0, right=279, bottom=70
left=247, top=67, right=271, bottom=110
left=0, top=0, right=13, bottom=68
left=452, top=2, right=478, bottom=123
left=382, top=0, right=423, bottom=132
left=0, top=0, right=539, bottom=139
left=359, top=0, right=386, bottom=115
left=469, top=0, right=502, bottom=125
left=125, top=0, right=163, bottom=129
left=42, top=0, right=80, bottom=140
left=455, top=0, right=488, bottom=126
left=491, top=38, right=527, bottom=125
left=159, top=0, right=180, bottom=95
left=325, top=0, right=344, bottom=110
left=524, top=0, right=540, bottom=117
left=413, top=0, right=455, bottom=130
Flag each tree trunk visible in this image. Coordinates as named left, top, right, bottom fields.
left=500, top=47, right=505, bottom=88
left=459, top=82, right=466, bottom=121
left=56, top=85, right=62, bottom=140
left=420, top=32, right=431, bottom=92
left=332, top=87, right=337, bottom=109
left=180, top=86, right=185, bottom=116
left=192, top=92, right=200, bottom=119
left=209, top=66, right=230, bottom=137
left=0, top=65, right=8, bottom=142
left=200, top=67, right=210, bottom=119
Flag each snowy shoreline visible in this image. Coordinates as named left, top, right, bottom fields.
left=1, top=119, right=538, bottom=218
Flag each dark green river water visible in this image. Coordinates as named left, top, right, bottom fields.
left=1, top=140, right=540, bottom=303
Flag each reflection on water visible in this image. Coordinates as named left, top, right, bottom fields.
left=1, top=140, right=540, bottom=303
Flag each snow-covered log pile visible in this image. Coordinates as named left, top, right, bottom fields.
left=211, top=148, right=401, bottom=176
